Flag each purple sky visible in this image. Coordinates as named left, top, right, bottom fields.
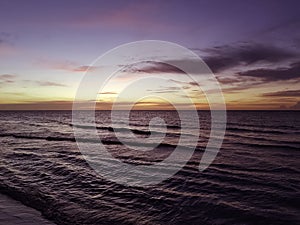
left=0, top=0, right=300, bottom=109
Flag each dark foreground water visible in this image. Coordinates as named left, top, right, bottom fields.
left=0, top=110, right=299, bottom=225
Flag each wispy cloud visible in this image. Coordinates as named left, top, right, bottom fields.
left=202, top=42, right=298, bottom=73
left=147, top=86, right=181, bottom=94
left=72, top=65, right=93, bottom=72
left=35, top=81, right=67, bottom=87
left=123, top=62, right=184, bottom=74
left=238, top=61, right=300, bottom=81
left=21, top=79, right=67, bottom=87
left=35, top=58, right=95, bottom=72
left=98, top=91, right=117, bottom=95
left=122, top=60, right=213, bottom=75
left=119, top=42, right=299, bottom=80
left=0, top=74, right=18, bottom=88
left=0, top=74, right=17, bottom=83
left=261, top=89, right=300, bottom=97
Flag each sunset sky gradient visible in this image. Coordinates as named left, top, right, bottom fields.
left=0, top=0, right=299, bottom=110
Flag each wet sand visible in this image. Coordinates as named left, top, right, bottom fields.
left=0, top=194, right=56, bottom=225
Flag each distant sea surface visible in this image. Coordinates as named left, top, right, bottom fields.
left=0, top=110, right=299, bottom=225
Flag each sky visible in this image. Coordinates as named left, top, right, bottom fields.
left=0, top=0, right=300, bottom=110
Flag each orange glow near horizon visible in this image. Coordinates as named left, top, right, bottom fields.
left=1, top=56, right=299, bottom=111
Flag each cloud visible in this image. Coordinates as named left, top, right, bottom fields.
left=261, top=89, right=300, bottom=97
left=35, top=59, right=95, bottom=72
left=222, top=81, right=263, bottom=93
left=144, top=79, right=203, bottom=95
left=0, top=74, right=17, bottom=83
left=238, top=61, right=300, bottom=81
left=0, top=74, right=17, bottom=88
left=147, top=86, right=181, bottom=94
left=72, top=65, right=93, bottom=72
left=168, top=79, right=199, bottom=87
left=216, top=77, right=242, bottom=85
left=35, top=81, right=67, bottom=87
left=98, top=91, right=117, bottom=95
left=22, top=79, right=67, bottom=87
left=290, top=101, right=300, bottom=109
left=120, top=42, right=298, bottom=77
left=122, top=59, right=213, bottom=75
left=202, top=43, right=298, bottom=73
left=1, top=91, right=24, bottom=96
left=123, top=62, right=184, bottom=74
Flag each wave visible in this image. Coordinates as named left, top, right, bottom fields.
left=70, top=124, right=183, bottom=137
left=106, top=120, right=181, bottom=129
left=226, top=127, right=296, bottom=134
left=226, top=121, right=299, bottom=131
left=130, top=123, right=181, bottom=129
left=0, top=182, right=137, bottom=225
left=237, top=142, right=299, bottom=151
left=1, top=110, right=300, bottom=225
left=71, top=124, right=152, bottom=135
left=1, top=162, right=298, bottom=225
left=0, top=133, right=199, bottom=152
left=225, top=133, right=300, bottom=146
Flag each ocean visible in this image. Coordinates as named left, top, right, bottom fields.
left=0, top=110, right=299, bottom=225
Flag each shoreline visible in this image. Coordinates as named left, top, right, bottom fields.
left=0, top=193, right=56, bottom=225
